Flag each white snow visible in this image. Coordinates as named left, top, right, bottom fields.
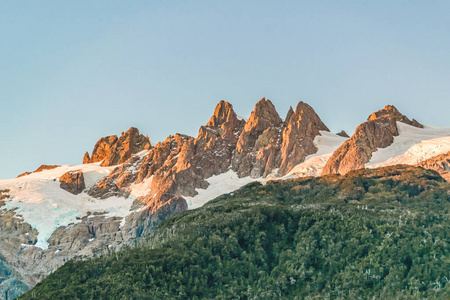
left=283, top=131, right=348, bottom=178
left=237, top=115, right=248, bottom=122
left=367, top=122, right=450, bottom=168
left=184, top=170, right=257, bottom=209
left=128, top=175, right=153, bottom=197
left=0, top=163, right=135, bottom=250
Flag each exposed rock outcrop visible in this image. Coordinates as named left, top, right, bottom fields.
left=322, top=105, right=421, bottom=175
left=83, top=127, right=151, bottom=167
left=138, top=101, right=244, bottom=212
left=0, top=195, right=186, bottom=299
left=417, top=151, right=450, bottom=181
left=368, top=105, right=423, bottom=128
left=279, top=101, right=329, bottom=175
left=232, top=98, right=283, bottom=178
left=336, top=130, right=349, bottom=138
left=59, top=170, right=86, bottom=195
left=17, top=165, right=60, bottom=178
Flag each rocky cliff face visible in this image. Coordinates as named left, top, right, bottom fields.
left=322, top=105, right=423, bottom=175
left=0, top=196, right=185, bottom=299
left=232, top=98, right=283, bottom=178
left=83, top=127, right=151, bottom=167
left=279, top=101, right=329, bottom=175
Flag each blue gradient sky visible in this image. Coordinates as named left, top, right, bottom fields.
left=1, top=1, right=450, bottom=179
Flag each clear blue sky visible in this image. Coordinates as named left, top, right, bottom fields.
left=1, top=1, right=450, bottom=179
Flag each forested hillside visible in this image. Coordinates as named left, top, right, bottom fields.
left=21, top=166, right=450, bottom=299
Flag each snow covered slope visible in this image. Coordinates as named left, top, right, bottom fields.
left=184, top=170, right=256, bottom=209
left=0, top=163, right=135, bottom=250
left=283, top=131, right=349, bottom=179
left=367, top=122, right=450, bottom=168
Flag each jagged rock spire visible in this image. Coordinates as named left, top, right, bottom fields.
left=278, top=101, right=329, bottom=175
left=83, top=127, right=151, bottom=166
left=236, top=98, right=283, bottom=153
left=284, top=106, right=294, bottom=127
left=206, top=100, right=237, bottom=127
left=232, top=98, right=283, bottom=178
left=204, top=100, right=244, bottom=144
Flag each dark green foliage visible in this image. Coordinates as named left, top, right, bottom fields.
left=21, top=166, right=450, bottom=299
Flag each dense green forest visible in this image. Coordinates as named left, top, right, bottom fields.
left=21, top=166, right=450, bottom=299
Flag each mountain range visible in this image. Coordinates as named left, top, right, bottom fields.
left=1, top=98, right=450, bottom=299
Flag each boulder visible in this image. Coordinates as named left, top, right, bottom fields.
left=59, top=170, right=86, bottom=195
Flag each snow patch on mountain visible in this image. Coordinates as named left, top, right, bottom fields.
left=283, top=131, right=348, bottom=178
left=0, top=163, right=135, bottom=250
left=184, top=170, right=257, bottom=209
left=367, top=123, right=450, bottom=168
left=128, top=175, right=153, bottom=197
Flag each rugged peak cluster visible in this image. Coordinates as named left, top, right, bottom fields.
left=83, top=127, right=151, bottom=167
left=79, top=99, right=426, bottom=215
left=82, top=98, right=330, bottom=213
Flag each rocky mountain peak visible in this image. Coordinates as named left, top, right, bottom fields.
left=368, top=105, right=423, bottom=128
left=322, top=105, right=408, bottom=175
left=245, top=97, right=283, bottom=129
left=204, top=100, right=244, bottom=144
left=83, top=127, right=151, bottom=167
left=206, top=100, right=236, bottom=127
left=284, top=106, right=294, bottom=126
left=237, top=98, right=282, bottom=148
left=336, top=130, right=349, bottom=138
left=232, top=98, right=283, bottom=177
left=278, top=101, right=330, bottom=175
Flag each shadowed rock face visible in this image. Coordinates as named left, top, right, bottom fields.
left=322, top=105, right=422, bottom=175
left=60, top=170, right=86, bottom=195
left=83, top=127, right=151, bottom=167
left=336, top=130, right=349, bottom=138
